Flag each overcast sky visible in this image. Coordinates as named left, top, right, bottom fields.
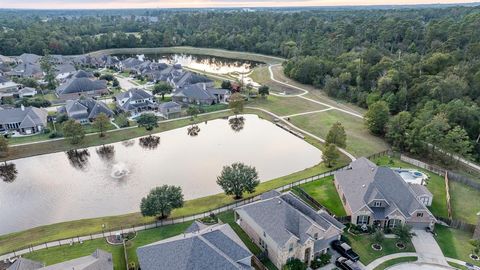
left=1, top=0, right=478, bottom=9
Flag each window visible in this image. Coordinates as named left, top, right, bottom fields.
left=373, top=201, right=382, bottom=207
left=289, top=243, right=293, bottom=252
left=387, top=219, right=402, bottom=228
left=356, top=215, right=370, bottom=225
left=314, top=233, right=318, bottom=240
left=263, top=231, right=266, bottom=237
left=416, top=213, right=424, bottom=217
left=420, top=197, right=429, bottom=205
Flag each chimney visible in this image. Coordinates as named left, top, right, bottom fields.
left=21, top=104, right=25, bottom=111
left=203, top=83, right=206, bottom=91
left=129, top=91, right=133, bottom=98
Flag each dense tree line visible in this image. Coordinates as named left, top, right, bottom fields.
left=1, top=7, right=479, bottom=160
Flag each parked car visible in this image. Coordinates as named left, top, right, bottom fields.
left=331, top=240, right=360, bottom=262
left=335, top=257, right=361, bottom=270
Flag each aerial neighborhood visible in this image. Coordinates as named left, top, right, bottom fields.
left=1, top=6, right=480, bottom=270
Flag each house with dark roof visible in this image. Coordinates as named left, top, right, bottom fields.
left=137, top=223, right=254, bottom=270
left=7, top=249, right=113, bottom=270
left=56, top=70, right=108, bottom=100
left=115, top=88, right=157, bottom=114
left=172, top=83, right=230, bottom=105
left=158, top=101, right=181, bottom=119
left=58, top=98, right=114, bottom=124
left=334, top=158, right=437, bottom=230
left=0, top=106, right=48, bottom=135
left=234, top=191, right=344, bottom=269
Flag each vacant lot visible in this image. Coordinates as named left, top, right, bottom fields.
left=248, top=95, right=328, bottom=117
left=291, top=110, right=389, bottom=157
left=449, top=181, right=480, bottom=224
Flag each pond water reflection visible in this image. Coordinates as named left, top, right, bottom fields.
left=0, top=115, right=321, bottom=235
left=117, top=53, right=261, bottom=75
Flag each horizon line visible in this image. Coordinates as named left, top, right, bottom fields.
left=1, top=1, right=480, bottom=11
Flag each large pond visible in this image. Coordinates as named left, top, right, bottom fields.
left=116, top=53, right=261, bottom=75
left=0, top=115, right=321, bottom=235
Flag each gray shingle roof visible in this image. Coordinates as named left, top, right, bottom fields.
left=158, top=101, right=180, bottom=110
left=57, top=77, right=107, bottom=95
left=7, top=258, right=44, bottom=270
left=409, top=183, right=433, bottom=198
left=0, top=107, right=47, bottom=127
left=137, top=224, right=253, bottom=270
left=334, top=157, right=433, bottom=218
left=235, top=191, right=344, bottom=247
left=61, top=98, right=114, bottom=120
left=7, top=250, right=112, bottom=270
left=173, top=83, right=214, bottom=101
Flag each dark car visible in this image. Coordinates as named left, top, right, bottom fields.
left=331, top=240, right=360, bottom=262
left=335, top=257, right=362, bottom=270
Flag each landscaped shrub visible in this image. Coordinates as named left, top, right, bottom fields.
left=310, top=253, right=332, bottom=269
left=283, top=258, right=307, bottom=270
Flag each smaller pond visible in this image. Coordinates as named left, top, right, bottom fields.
left=0, top=115, right=321, bottom=235
left=116, top=53, right=262, bottom=75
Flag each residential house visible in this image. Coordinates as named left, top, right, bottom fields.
left=0, top=77, right=22, bottom=99
left=58, top=98, right=114, bottom=124
left=115, top=88, right=157, bottom=114
left=7, top=54, right=43, bottom=78
left=54, top=63, right=77, bottom=81
left=7, top=249, right=113, bottom=270
left=234, top=191, right=345, bottom=269
left=137, top=223, right=254, bottom=270
left=334, top=157, right=437, bottom=229
left=16, top=87, right=37, bottom=98
left=0, top=106, right=48, bottom=135
left=158, top=101, right=181, bottom=119
left=172, top=83, right=230, bottom=105
left=56, top=70, right=109, bottom=100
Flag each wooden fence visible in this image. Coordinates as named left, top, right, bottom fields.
left=437, top=217, right=476, bottom=233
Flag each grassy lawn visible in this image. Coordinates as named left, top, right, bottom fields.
left=344, top=233, right=415, bottom=265
left=290, top=110, right=389, bottom=157
left=449, top=181, right=480, bottom=224
left=269, top=65, right=366, bottom=115
left=24, top=238, right=125, bottom=270
left=435, top=224, right=480, bottom=267
left=372, top=257, right=418, bottom=270
left=249, top=65, right=270, bottom=85
left=124, top=222, right=192, bottom=268
left=297, top=176, right=347, bottom=216
left=248, top=95, right=329, bottom=117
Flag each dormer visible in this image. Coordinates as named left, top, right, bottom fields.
left=369, top=199, right=389, bottom=208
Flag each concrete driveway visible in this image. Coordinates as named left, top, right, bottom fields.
left=411, top=229, right=449, bottom=266
left=386, top=262, right=453, bottom=270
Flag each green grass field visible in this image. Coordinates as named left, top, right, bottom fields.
left=248, top=95, right=328, bottom=117
left=290, top=110, right=389, bottom=157
left=435, top=224, right=480, bottom=266
left=449, top=181, right=480, bottom=224
left=345, top=233, right=416, bottom=265
left=372, top=257, right=418, bottom=270
left=297, top=176, right=347, bottom=216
